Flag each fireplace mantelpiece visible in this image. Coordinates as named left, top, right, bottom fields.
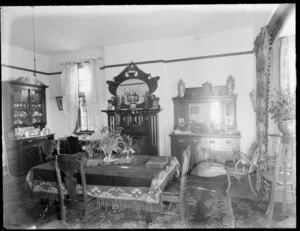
left=102, top=109, right=161, bottom=156
left=103, top=62, right=161, bottom=156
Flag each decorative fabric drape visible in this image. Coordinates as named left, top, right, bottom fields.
left=61, top=63, right=79, bottom=135
left=81, top=60, right=102, bottom=129
left=254, top=26, right=272, bottom=157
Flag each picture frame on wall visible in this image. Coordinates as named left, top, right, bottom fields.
left=56, top=96, right=63, bottom=110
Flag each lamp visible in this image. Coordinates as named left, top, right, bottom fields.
left=31, top=7, right=38, bottom=86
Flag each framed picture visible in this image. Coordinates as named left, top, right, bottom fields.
left=178, top=118, right=185, bottom=127
left=56, top=96, right=63, bottom=110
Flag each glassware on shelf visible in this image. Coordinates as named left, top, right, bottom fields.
left=14, top=111, right=19, bottom=117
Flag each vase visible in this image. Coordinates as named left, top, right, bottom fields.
left=278, top=120, right=296, bottom=135
left=177, top=79, right=185, bottom=97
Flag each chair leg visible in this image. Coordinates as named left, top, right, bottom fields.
left=266, top=181, right=276, bottom=220
left=83, top=205, right=88, bottom=223
left=61, top=205, right=66, bottom=222
left=179, top=200, right=186, bottom=226
left=226, top=173, right=231, bottom=194
left=248, top=174, right=257, bottom=196
left=167, top=202, right=172, bottom=212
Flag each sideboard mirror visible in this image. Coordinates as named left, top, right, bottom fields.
left=106, top=62, right=160, bottom=109
left=173, top=76, right=239, bottom=135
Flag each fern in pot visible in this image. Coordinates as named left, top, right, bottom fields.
left=82, top=127, right=124, bottom=161
left=268, top=89, right=296, bottom=134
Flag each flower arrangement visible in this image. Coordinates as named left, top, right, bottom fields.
left=268, top=89, right=296, bottom=122
left=120, top=134, right=135, bottom=157
left=82, top=127, right=125, bottom=161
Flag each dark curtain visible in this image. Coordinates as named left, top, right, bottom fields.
left=254, top=26, right=272, bottom=157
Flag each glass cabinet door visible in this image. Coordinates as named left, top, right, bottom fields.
left=29, top=89, right=45, bottom=124
left=12, top=87, right=30, bottom=126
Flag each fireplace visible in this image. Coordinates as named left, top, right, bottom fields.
left=102, top=62, right=161, bottom=156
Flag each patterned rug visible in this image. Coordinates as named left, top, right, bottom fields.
left=7, top=175, right=295, bottom=229
left=24, top=179, right=234, bottom=229
left=231, top=196, right=296, bottom=228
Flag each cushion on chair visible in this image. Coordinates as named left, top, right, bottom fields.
left=163, top=181, right=180, bottom=196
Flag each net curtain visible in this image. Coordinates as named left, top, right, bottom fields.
left=61, top=63, right=79, bottom=135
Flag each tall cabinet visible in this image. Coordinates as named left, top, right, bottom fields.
left=170, top=77, right=241, bottom=175
left=2, top=77, right=54, bottom=176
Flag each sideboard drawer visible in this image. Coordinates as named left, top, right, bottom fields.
left=202, top=138, right=239, bottom=149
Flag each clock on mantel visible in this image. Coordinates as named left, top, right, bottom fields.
left=102, top=62, right=161, bottom=156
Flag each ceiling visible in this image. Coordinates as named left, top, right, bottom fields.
left=1, top=4, right=278, bottom=56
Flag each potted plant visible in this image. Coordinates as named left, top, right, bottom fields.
left=268, top=89, right=296, bottom=134
left=82, top=127, right=125, bottom=162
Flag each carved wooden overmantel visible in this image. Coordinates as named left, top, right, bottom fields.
left=102, top=62, right=161, bottom=156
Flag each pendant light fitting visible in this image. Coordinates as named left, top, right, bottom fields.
left=31, top=7, right=38, bottom=86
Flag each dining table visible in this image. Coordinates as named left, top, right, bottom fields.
left=25, top=152, right=180, bottom=214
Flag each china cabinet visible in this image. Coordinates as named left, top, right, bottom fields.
left=102, top=62, right=161, bottom=156
left=10, top=78, right=48, bottom=128
left=2, top=77, right=53, bottom=176
left=170, top=76, right=241, bottom=174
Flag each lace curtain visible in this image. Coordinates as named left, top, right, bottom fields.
left=267, top=35, right=296, bottom=156
left=61, top=63, right=79, bottom=135
left=280, top=35, right=296, bottom=94
left=81, top=60, right=102, bottom=129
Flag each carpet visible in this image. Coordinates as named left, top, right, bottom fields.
left=3, top=175, right=234, bottom=229
left=231, top=196, right=296, bottom=228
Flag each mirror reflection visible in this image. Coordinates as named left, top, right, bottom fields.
left=116, top=79, right=149, bottom=105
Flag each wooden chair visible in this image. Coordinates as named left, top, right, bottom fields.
left=66, top=136, right=79, bottom=154
left=225, top=142, right=259, bottom=196
left=37, top=139, right=60, bottom=163
left=54, top=154, right=95, bottom=223
left=161, top=145, right=191, bottom=224
left=260, top=134, right=296, bottom=221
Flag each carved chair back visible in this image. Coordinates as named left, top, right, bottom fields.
left=37, top=139, right=60, bottom=162
left=55, top=154, right=87, bottom=201
left=66, top=136, right=79, bottom=154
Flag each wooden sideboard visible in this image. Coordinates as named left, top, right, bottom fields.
left=170, top=133, right=240, bottom=170
left=170, top=77, right=241, bottom=175
left=5, top=134, right=54, bottom=176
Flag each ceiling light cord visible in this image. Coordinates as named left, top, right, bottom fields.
left=31, top=7, right=38, bottom=84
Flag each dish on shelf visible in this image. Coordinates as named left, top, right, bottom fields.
left=19, top=111, right=27, bottom=117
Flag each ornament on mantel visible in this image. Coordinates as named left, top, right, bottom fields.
left=226, top=75, right=235, bottom=94
left=177, top=79, right=185, bottom=97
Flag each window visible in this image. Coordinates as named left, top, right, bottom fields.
left=78, top=64, right=94, bottom=133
